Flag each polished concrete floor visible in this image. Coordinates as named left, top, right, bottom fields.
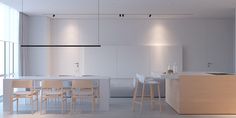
left=0, top=98, right=235, bottom=118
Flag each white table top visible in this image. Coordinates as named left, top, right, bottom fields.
left=4, top=75, right=110, bottom=80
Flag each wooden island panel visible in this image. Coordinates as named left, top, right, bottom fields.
left=166, top=74, right=236, bottom=114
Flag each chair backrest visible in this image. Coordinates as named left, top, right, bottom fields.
left=41, top=80, right=63, bottom=89
left=136, top=73, right=145, bottom=83
left=12, top=80, right=33, bottom=88
left=72, top=80, right=93, bottom=89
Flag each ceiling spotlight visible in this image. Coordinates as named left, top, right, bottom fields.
left=119, top=14, right=122, bottom=17
left=149, top=14, right=152, bottom=17
left=122, top=14, right=124, bottom=17
left=52, top=14, right=55, bottom=18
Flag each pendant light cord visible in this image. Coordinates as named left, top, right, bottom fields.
left=98, top=0, right=100, bottom=45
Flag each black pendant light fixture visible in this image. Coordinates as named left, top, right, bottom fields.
left=21, top=44, right=101, bottom=47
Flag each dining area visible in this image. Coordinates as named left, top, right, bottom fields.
left=3, top=75, right=110, bottom=114
left=3, top=71, right=170, bottom=115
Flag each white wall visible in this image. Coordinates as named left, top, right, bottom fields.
left=100, top=18, right=234, bottom=73
left=22, top=16, right=51, bottom=75
left=22, top=17, right=234, bottom=75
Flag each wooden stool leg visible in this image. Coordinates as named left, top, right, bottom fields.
left=36, top=94, right=38, bottom=111
left=157, top=83, right=162, bottom=112
left=132, top=80, right=138, bottom=112
left=45, top=99, right=47, bottom=114
left=10, top=96, right=13, bottom=113
left=141, top=82, right=145, bottom=112
left=150, top=84, right=154, bottom=110
left=157, top=83, right=161, bottom=101
left=40, top=98, right=42, bottom=114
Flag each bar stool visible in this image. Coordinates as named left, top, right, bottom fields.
left=132, top=73, right=161, bottom=112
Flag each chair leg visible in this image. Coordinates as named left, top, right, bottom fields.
left=16, top=98, right=18, bottom=112
left=10, top=97, right=13, bottom=113
left=45, top=99, right=47, bottom=114
left=70, top=97, right=73, bottom=114
left=73, top=98, right=76, bottom=112
left=36, top=98, right=38, bottom=112
left=31, top=98, right=33, bottom=114
left=92, top=96, right=95, bottom=112
left=61, top=97, right=64, bottom=114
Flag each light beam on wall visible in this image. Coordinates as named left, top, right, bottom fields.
left=63, top=21, right=80, bottom=44
left=148, top=23, right=169, bottom=46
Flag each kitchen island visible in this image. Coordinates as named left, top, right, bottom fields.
left=166, top=73, right=236, bottom=114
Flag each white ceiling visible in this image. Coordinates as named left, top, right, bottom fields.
left=1, top=0, right=236, bottom=18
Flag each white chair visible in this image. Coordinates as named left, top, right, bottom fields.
left=10, top=80, right=39, bottom=114
left=132, top=73, right=161, bottom=112
left=40, top=80, right=66, bottom=114
left=71, top=80, right=96, bottom=112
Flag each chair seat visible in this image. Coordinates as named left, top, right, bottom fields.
left=13, top=91, right=37, bottom=97
left=44, top=91, right=63, bottom=95
left=14, top=91, right=32, bottom=95
left=145, top=80, right=159, bottom=84
left=73, top=90, right=93, bottom=96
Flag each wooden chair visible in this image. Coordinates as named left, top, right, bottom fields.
left=132, top=73, right=161, bottom=112
left=71, top=80, right=96, bottom=112
left=82, top=75, right=100, bottom=100
left=40, top=80, right=66, bottom=114
left=10, top=80, right=39, bottom=114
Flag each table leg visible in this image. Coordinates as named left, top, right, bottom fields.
left=3, top=79, right=12, bottom=112
left=98, top=79, right=110, bottom=111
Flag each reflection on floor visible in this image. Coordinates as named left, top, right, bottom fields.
left=0, top=98, right=236, bottom=118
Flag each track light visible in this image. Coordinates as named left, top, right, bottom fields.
left=149, top=14, right=152, bottom=17
left=52, top=14, right=55, bottom=18
left=119, top=14, right=125, bottom=18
